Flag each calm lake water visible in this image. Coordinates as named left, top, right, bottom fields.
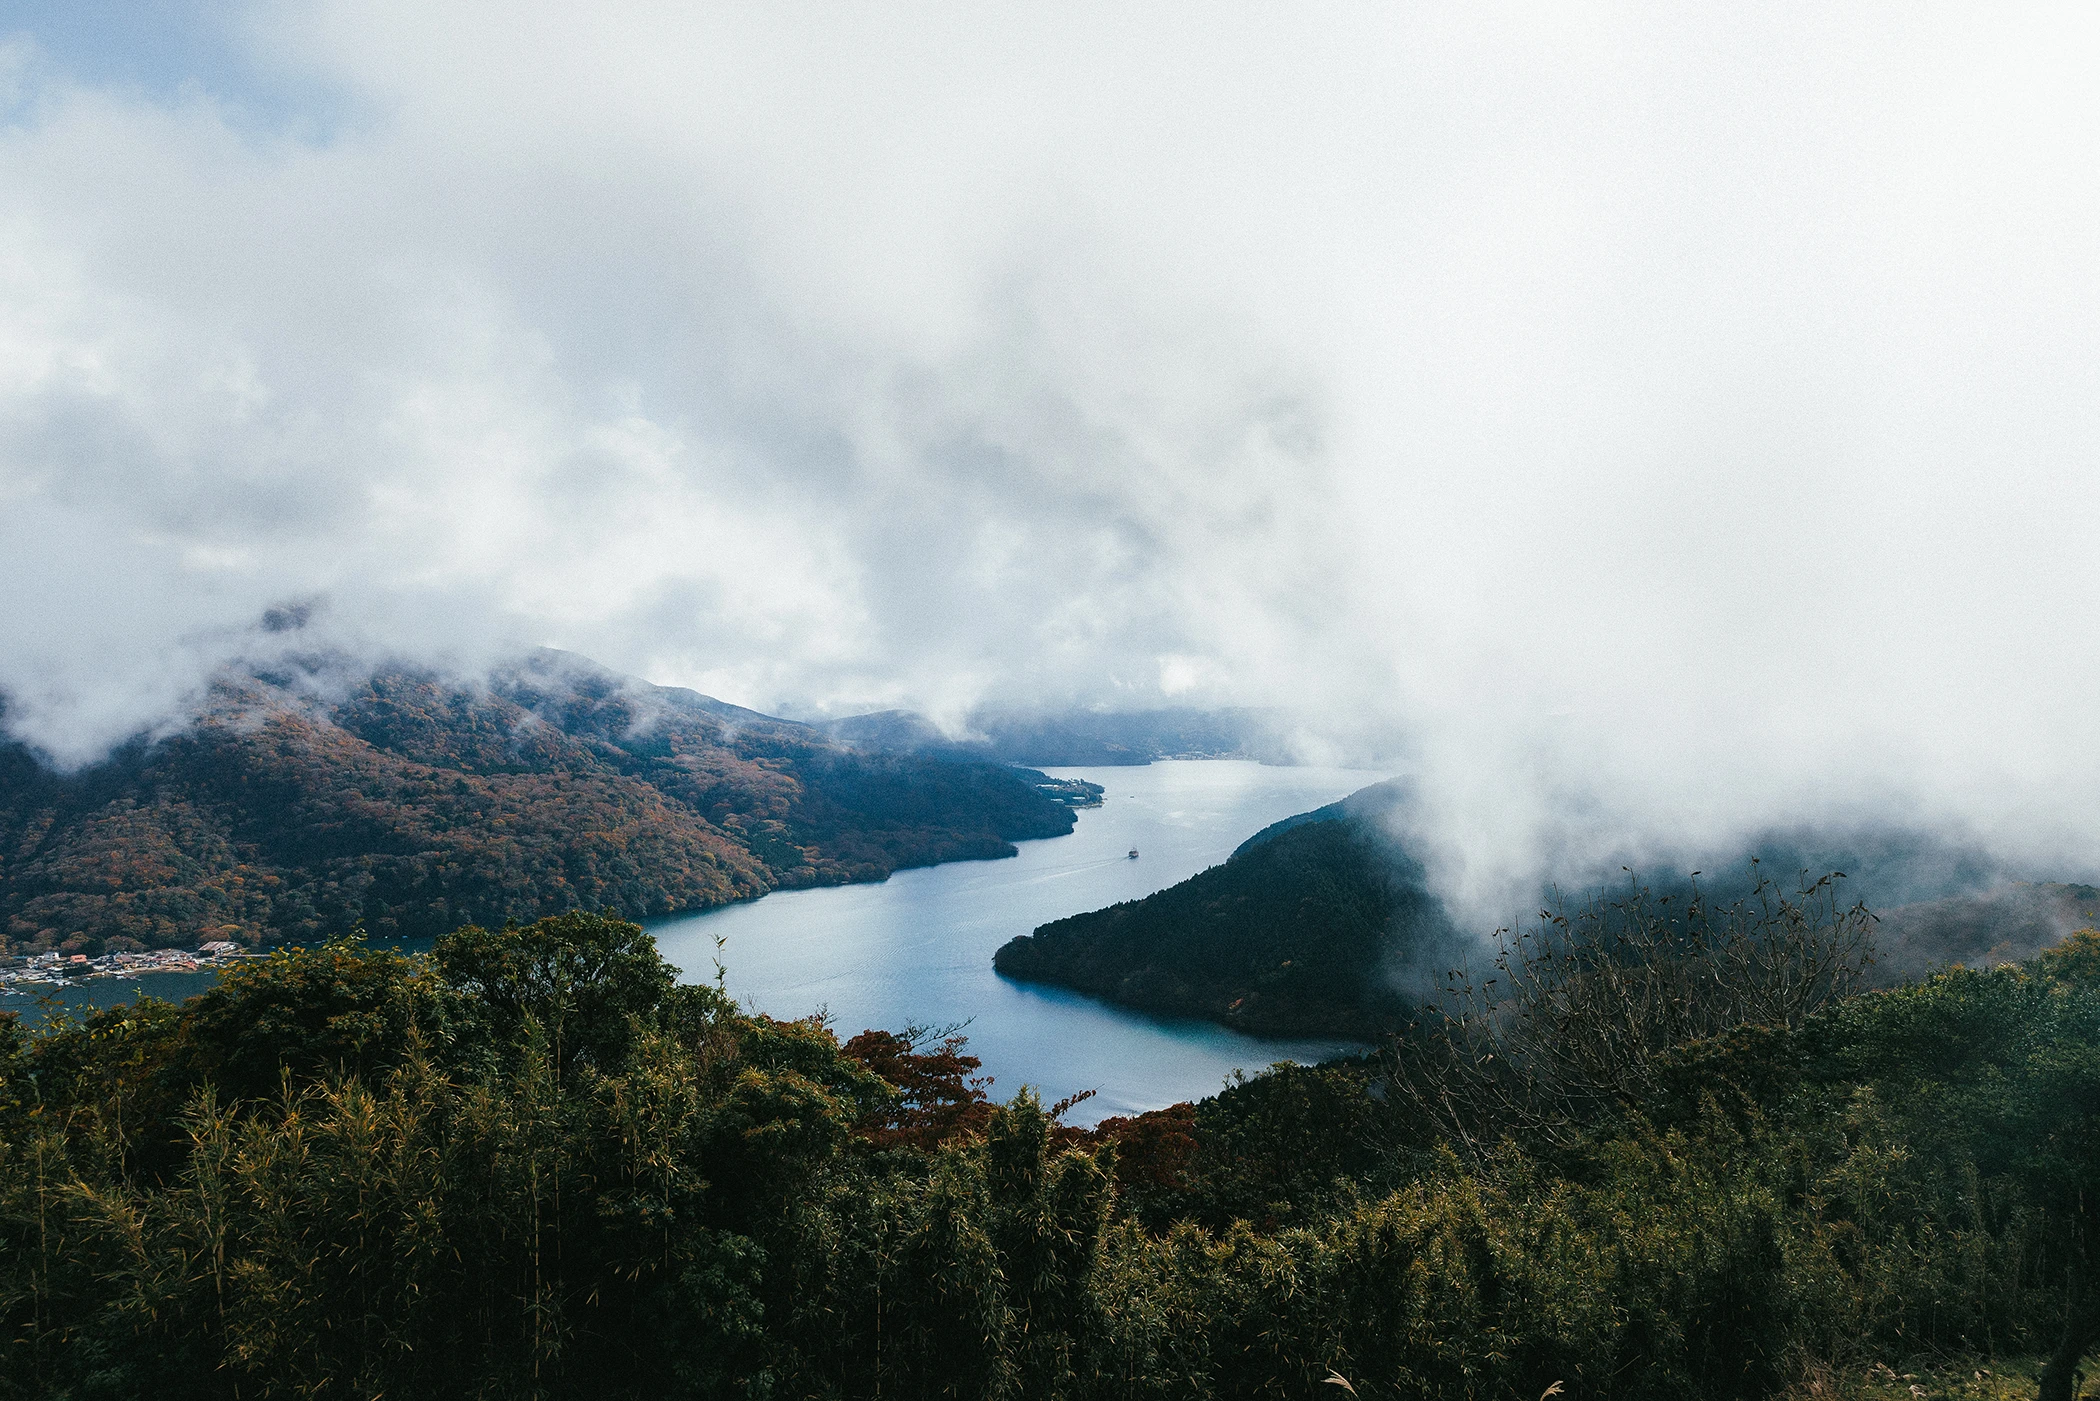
left=7, top=966, right=225, bottom=1024
left=12, top=760, right=1385, bottom=1125
left=652, top=760, right=1385, bottom=1124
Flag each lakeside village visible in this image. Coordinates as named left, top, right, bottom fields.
left=1, top=940, right=251, bottom=994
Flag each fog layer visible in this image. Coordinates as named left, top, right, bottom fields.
left=4, top=4, right=2098, bottom=908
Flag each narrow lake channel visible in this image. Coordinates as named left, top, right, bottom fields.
left=15, top=760, right=1385, bottom=1126
left=652, top=760, right=1385, bottom=1124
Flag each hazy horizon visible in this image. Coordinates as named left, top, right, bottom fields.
left=5, top=3, right=2099, bottom=911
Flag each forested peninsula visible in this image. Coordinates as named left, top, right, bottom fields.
left=994, top=781, right=1450, bottom=1038
left=0, top=652, right=1078, bottom=957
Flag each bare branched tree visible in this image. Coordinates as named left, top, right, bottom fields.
left=1391, top=865, right=1874, bottom=1160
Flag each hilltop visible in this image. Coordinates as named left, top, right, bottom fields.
left=0, top=651, right=1077, bottom=956
left=994, top=780, right=1453, bottom=1038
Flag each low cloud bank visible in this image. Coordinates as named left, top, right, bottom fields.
left=4, top=5, right=2098, bottom=916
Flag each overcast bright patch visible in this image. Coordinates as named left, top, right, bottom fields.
left=3, top=3, right=2099, bottom=904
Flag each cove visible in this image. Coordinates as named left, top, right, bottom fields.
left=651, top=759, right=1386, bottom=1125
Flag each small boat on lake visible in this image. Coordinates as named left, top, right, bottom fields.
left=1128, top=848, right=1139, bottom=860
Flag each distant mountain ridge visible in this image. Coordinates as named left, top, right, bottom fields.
left=821, top=706, right=1291, bottom=767
left=0, top=651, right=1076, bottom=956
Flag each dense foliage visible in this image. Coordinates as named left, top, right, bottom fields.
left=1392, top=871, right=1875, bottom=1156
left=995, top=789, right=1452, bottom=1037
left=5, top=903, right=2098, bottom=1398
left=0, top=655, right=1075, bottom=956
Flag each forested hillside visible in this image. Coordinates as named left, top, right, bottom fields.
left=0, top=652, right=1076, bottom=956
left=994, top=781, right=1449, bottom=1038
left=994, top=780, right=2100, bottom=1040
left=5, top=903, right=2097, bottom=1399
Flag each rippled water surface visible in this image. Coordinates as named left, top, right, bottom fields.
left=652, top=760, right=1385, bottom=1123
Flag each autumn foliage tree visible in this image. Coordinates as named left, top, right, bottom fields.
left=842, top=1026, right=999, bottom=1150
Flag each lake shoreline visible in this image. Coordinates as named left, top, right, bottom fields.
left=11, top=761, right=1388, bottom=1119
left=651, top=760, right=1387, bottom=1124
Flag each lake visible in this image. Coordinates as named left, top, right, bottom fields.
left=6, top=965, right=226, bottom=1024
left=11, top=759, right=1386, bottom=1125
left=652, top=759, right=1385, bottom=1124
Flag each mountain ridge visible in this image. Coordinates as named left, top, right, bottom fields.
left=1, top=650, right=1076, bottom=956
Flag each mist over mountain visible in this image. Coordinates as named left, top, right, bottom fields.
left=0, top=650, right=1076, bottom=956
left=13, top=14, right=2100, bottom=1391
left=997, top=781, right=2100, bottom=1038
left=5, top=6, right=2100, bottom=929
left=819, top=706, right=1293, bottom=768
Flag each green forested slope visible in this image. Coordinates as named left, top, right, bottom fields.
left=994, top=782, right=1449, bottom=1038
left=993, top=776, right=2100, bottom=1041
left=0, top=654, right=1074, bottom=954
left=5, top=907, right=2098, bottom=1399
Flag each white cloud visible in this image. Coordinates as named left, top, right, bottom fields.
left=2, top=2, right=2099, bottom=896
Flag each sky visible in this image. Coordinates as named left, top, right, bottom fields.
left=3, top=3, right=2099, bottom=905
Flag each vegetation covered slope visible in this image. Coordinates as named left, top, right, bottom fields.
left=1872, top=880, right=2100, bottom=980
left=4, top=904, right=2098, bottom=1400
left=993, top=780, right=1449, bottom=1038
left=0, top=652, right=1076, bottom=955
left=995, top=778, right=2099, bottom=1041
